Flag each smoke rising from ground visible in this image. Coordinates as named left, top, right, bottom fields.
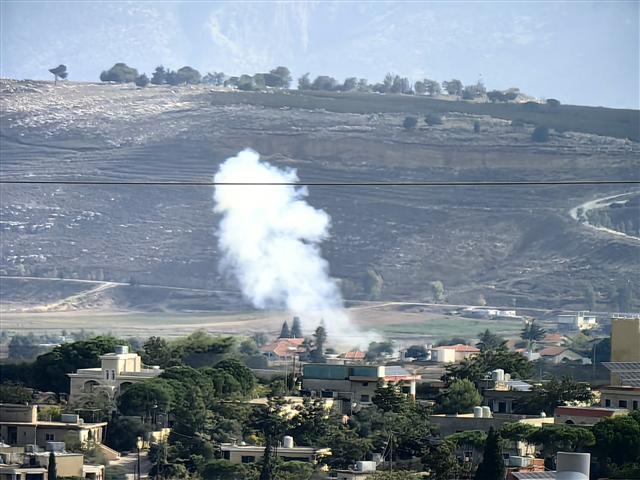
left=213, top=149, right=357, bottom=337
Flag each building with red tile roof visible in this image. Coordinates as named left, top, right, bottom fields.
left=261, top=338, right=305, bottom=360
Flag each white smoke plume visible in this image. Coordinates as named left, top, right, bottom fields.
left=213, top=149, right=357, bottom=338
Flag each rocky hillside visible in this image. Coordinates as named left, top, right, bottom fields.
left=1, top=80, right=638, bottom=312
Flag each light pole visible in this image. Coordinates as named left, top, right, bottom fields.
left=136, top=436, right=143, bottom=480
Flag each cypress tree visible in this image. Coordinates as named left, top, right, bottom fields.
left=48, top=451, right=57, bottom=480
left=291, top=317, right=303, bottom=338
left=474, top=427, right=505, bottom=480
left=279, top=321, right=291, bottom=339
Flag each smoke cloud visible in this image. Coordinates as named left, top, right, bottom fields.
left=213, top=149, right=356, bottom=338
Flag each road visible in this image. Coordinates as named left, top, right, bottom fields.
left=1, top=275, right=615, bottom=316
left=569, top=191, right=640, bottom=242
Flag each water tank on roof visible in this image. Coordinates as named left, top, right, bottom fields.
left=504, top=373, right=511, bottom=381
left=46, top=442, right=65, bottom=452
left=482, top=406, right=492, bottom=418
left=282, top=436, right=294, bottom=448
left=115, top=345, right=129, bottom=354
left=355, top=461, right=377, bottom=472
left=491, top=369, right=505, bottom=381
left=61, top=413, right=79, bottom=423
left=556, top=452, right=590, bottom=480
left=473, top=406, right=483, bottom=418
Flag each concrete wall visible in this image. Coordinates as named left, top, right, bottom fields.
left=0, top=405, right=37, bottom=423
left=611, top=318, right=640, bottom=363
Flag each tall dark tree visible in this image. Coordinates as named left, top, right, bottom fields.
left=476, top=329, right=506, bottom=352
left=48, top=64, right=68, bottom=84
left=311, top=323, right=327, bottom=361
left=251, top=398, right=289, bottom=480
left=150, top=66, right=166, bottom=85
left=474, top=427, right=505, bottom=480
left=297, top=73, right=311, bottom=90
left=141, top=336, right=174, bottom=368
left=48, top=451, right=57, bottom=480
left=422, top=440, right=459, bottom=480
left=290, top=317, right=303, bottom=338
left=279, top=321, right=291, bottom=339
left=520, top=319, right=546, bottom=349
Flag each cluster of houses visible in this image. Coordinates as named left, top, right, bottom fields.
left=0, top=314, right=638, bottom=479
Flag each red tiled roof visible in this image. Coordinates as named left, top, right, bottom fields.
left=447, top=344, right=480, bottom=353
left=543, top=333, right=565, bottom=343
left=343, top=350, right=366, bottom=360
left=538, top=346, right=568, bottom=357
left=261, top=338, right=305, bottom=357
left=555, top=406, right=618, bottom=418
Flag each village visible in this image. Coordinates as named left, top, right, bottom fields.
left=1, top=310, right=638, bottom=479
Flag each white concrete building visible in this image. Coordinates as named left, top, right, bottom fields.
left=68, top=346, right=163, bottom=402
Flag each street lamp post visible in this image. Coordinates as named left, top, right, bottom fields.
left=136, top=436, right=143, bottom=480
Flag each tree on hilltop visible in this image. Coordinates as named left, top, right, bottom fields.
left=442, top=79, right=463, bottom=96
left=134, top=74, right=149, bottom=88
left=100, top=63, right=138, bottom=83
left=298, top=73, right=311, bottom=90
left=150, top=66, right=166, bottom=85
left=48, top=64, right=68, bottom=84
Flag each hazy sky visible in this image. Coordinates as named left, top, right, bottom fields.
left=1, top=1, right=638, bottom=108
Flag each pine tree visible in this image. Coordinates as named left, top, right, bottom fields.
left=474, top=427, right=505, bottom=480
left=279, top=321, right=291, bottom=339
left=48, top=451, right=57, bottom=480
left=291, top=317, right=303, bottom=338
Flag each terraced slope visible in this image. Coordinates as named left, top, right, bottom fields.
left=1, top=80, right=638, bottom=312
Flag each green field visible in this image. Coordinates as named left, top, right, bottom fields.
left=378, top=316, right=523, bottom=339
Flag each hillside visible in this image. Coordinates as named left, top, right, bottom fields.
left=1, top=79, right=639, bottom=313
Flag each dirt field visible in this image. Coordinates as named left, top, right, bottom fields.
left=0, top=302, right=525, bottom=348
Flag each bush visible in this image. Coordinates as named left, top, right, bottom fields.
left=523, top=101, right=541, bottom=110
left=511, top=118, right=526, bottom=129
left=424, top=113, right=443, bottom=126
left=100, top=63, right=138, bottom=83
left=403, top=116, right=418, bottom=130
left=546, top=98, right=561, bottom=107
left=134, top=74, right=149, bottom=88
left=532, top=125, right=550, bottom=142
left=176, top=66, right=201, bottom=84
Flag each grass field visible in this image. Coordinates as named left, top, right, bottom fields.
left=377, top=316, right=524, bottom=338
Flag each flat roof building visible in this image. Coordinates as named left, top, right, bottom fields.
left=0, top=404, right=106, bottom=448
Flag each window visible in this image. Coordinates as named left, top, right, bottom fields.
left=605, top=398, right=611, bottom=407
left=362, top=382, right=368, bottom=386
left=223, top=451, right=230, bottom=460
left=633, top=400, right=638, bottom=410
left=111, top=369, right=116, bottom=379
left=105, top=370, right=109, bottom=380
left=360, top=394, right=370, bottom=402
left=619, top=400, right=628, bottom=408
left=241, top=456, right=255, bottom=464
left=45, top=433, right=55, bottom=441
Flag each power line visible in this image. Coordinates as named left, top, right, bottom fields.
left=1, top=180, right=639, bottom=186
